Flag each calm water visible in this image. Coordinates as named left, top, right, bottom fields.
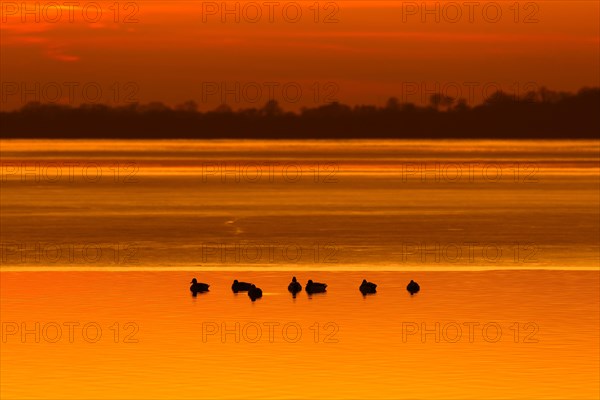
left=0, top=140, right=599, bottom=399
left=1, top=140, right=598, bottom=270
left=1, top=271, right=599, bottom=399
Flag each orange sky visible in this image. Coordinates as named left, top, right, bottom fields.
left=1, top=1, right=599, bottom=110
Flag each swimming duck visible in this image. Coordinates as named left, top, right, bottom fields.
left=232, top=280, right=253, bottom=293
left=288, top=276, right=302, bottom=296
left=406, top=280, right=420, bottom=295
left=305, top=279, right=327, bottom=294
left=359, top=279, right=377, bottom=294
left=248, top=284, right=263, bottom=301
left=190, top=278, right=210, bottom=293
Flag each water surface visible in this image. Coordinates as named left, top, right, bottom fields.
left=1, top=140, right=599, bottom=399
left=1, top=140, right=598, bottom=270
left=1, top=271, right=599, bottom=399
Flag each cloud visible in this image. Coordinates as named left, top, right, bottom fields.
left=44, top=45, right=80, bottom=62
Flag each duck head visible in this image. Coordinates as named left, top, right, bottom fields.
left=191, top=278, right=197, bottom=284
left=292, top=276, right=297, bottom=282
left=233, top=279, right=239, bottom=284
left=362, top=279, right=367, bottom=284
left=307, top=279, right=313, bottom=285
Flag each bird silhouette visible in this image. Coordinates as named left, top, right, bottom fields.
left=305, top=279, right=327, bottom=294
left=231, top=279, right=253, bottom=293
left=359, top=279, right=377, bottom=295
left=406, top=280, right=420, bottom=295
left=288, top=276, right=302, bottom=297
left=248, top=284, right=263, bottom=301
left=190, top=278, right=210, bottom=295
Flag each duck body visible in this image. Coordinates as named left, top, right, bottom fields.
left=288, top=276, right=302, bottom=295
left=190, top=278, right=210, bottom=293
left=305, top=279, right=327, bottom=294
left=359, top=279, right=377, bottom=294
left=232, top=280, right=253, bottom=293
left=406, top=280, right=420, bottom=295
left=248, top=285, right=263, bottom=301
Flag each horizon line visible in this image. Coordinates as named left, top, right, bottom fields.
left=2, top=266, right=599, bottom=272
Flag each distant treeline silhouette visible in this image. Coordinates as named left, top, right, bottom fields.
left=1, top=87, right=598, bottom=139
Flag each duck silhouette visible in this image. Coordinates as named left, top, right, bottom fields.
left=231, top=280, right=253, bottom=293
left=288, top=276, right=302, bottom=296
left=190, top=278, right=210, bottom=294
left=359, top=279, right=377, bottom=295
left=406, top=280, right=420, bottom=295
left=305, top=279, right=327, bottom=294
left=248, top=284, right=263, bottom=301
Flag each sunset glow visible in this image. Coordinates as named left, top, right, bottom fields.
left=2, top=1, right=599, bottom=110
left=1, top=1, right=599, bottom=399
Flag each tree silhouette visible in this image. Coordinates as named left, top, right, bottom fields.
left=385, top=97, right=400, bottom=111
left=429, top=93, right=454, bottom=110
left=261, top=100, right=284, bottom=116
left=175, top=100, right=198, bottom=112
left=1, top=87, right=598, bottom=139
